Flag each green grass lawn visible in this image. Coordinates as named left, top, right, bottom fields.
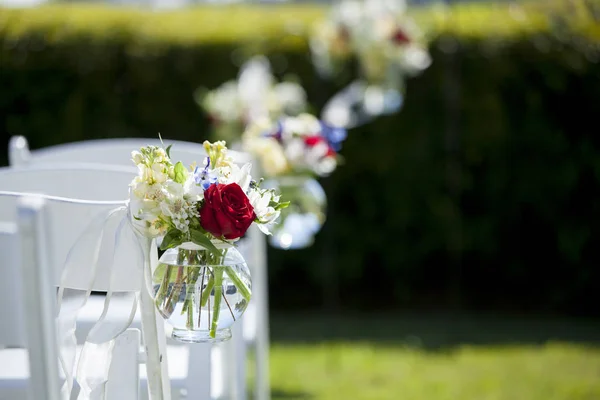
left=268, top=342, right=600, bottom=400
left=259, top=313, right=600, bottom=400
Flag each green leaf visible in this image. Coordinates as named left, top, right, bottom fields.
left=273, top=201, right=290, bottom=211
left=165, top=144, right=173, bottom=159
left=190, top=229, right=221, bottom=257
left=160, top=228, right=184, bottom=251
left=173, top=161, right=188, bottom=184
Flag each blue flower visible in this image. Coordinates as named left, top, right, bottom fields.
left=193, top=157, right=218, bottom=190
left=320, top=122, right=347, bottom=152
left=261, top=120, right=283, bottom=141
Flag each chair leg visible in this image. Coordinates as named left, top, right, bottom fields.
left=249, top=227, right=270, bottom=400
left=253, top=265, right=270, bottom=400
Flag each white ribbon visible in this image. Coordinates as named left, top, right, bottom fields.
left=55, top=203, right=145, bottom=400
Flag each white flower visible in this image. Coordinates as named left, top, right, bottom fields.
left=130, top=178, right=149, bottom=199
left=131, top=151, right=143, bottom=165
left=233, top=163, right=252, bottom=192
left=163, top=180, right=184, bottom=198
left=138, top=164, right=152, bottom=182
left=202, top=81, right=245, bottom=123
left=248, top=138, right=290, bottom=177
left=283, top=138, right=307, bottom=167
left=148, top=219, right=168, bottom=237
left=316, top=156, right=337, bottom=176
left=273, top=82, right=307, bottom=116
left=308, top=141, right=331, bottom=160
left=159, top=181, right=195, bottom=234
left=183, top=175, right=204, bottom=200
left=248, top=189, right=281, bottom=235
left=151, top=163, right=168, bottom=184
left=397, top=45, right=432, bottom=75
left=129, top=196, right=166, bottom=238
left=282, top=114, right=321, bottom=138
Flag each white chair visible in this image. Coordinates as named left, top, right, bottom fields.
left=9, top=136, right=271, bottom=400
left=0, top=195, right=60, bottom=400
left=0, top=167, right=164, bottom=399
left=0, top=192, right=142, bottom=400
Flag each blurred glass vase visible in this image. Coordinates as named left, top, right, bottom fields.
left=152, top=242, right=251, bottom=343
left=266, top=176, right=327, bottom=250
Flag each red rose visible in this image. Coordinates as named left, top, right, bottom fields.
left=391, top=28, right=411, bottom=45
left=199, top=183, right=256, bottom=240
left=304, top=136, right=325, bottom=147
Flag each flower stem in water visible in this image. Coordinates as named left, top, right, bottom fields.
left=163, top=267, right=184, bottom=317
left=224, top=266, right=251, bottom=302
left=198, top=267, right=206, bottom=328
left=200, top=275, right=215, bottom=306
left=155, top=264, right=173, bottom=309
left=210, top=268, right=224, bottom=338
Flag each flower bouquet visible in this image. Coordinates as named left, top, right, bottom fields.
left=242, top=113, right=346, bottom=249
left=195, top=56, right=308, bottom=147
left=129, top=140, right=288, bottom=342
left=312, top=0, right=431, bottom=128
left=312, top=0, right=431, bottom=85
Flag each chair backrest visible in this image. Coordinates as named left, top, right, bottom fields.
left=0, top=194, right=141, bottom=400
left=0, top=195, right=61, bottom=400
left=0, top=165, right=141, bottom=292
left=9, top=136, right=252, bottom=168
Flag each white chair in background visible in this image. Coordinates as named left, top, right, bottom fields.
left=0, top=192, right=142, bottom=400
left=0, top=195, right=61, bottom=400
left=9, top=137, right=272, bottom=400
left=0, top=167, right=164, bottom=399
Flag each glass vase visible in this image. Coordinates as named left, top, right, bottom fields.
left=265, top=176, right=327, bottom=250
left=152, top=242, right=251, bottom=343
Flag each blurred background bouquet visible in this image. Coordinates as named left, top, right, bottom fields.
left=195, top=56, right=308, bottom=147
left=242, top=113, right=346, bottom=249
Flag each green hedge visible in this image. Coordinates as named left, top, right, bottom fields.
left=2, top=3, right=600, bottom=315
